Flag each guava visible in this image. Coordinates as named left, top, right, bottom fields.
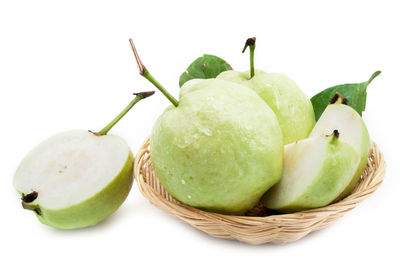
left=309, top=93, right=370, bottom=199
left=13, top=91, right=153, bottom=229
left=150, top=79, right=283, bottom=214
left=129, top=39, right=283, bottom=214
left=262, top=130, right=360, bottom=212
left=217, top=38, right=315, bottom=144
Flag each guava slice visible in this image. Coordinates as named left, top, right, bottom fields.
left=309, top=94, right=370, bottom=199
left=262, top=132, right=360, bottom=212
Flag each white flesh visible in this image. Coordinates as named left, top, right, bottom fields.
left=268, top=138, right=327, bottom=207
left=13, top=130, right=130, bottom=209
left=310, top=104, right=364, bottom=151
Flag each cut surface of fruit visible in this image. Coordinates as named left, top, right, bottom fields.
left=310, top=104, right=369, bottom=157
left=262, top=134, right=360, bottom=212
left=14, top=130, right=131, bottom=210
left=309, top=100, right=370, bottom=198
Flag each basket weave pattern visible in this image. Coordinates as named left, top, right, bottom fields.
left=134, top=137, right=385, bottom=244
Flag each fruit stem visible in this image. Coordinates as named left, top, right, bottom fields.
left=92, top=91, right=155, bottom=136
left=129, top=39, right=179, bottom=107
left=242, top=37, right=256, bottom=79
left=328, top=129, right=340, bottom=144
left=21, top=202, right=41, bottom=215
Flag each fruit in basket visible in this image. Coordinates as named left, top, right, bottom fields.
left=262, top=130, right=360, bottom=212
left=309, top=93, right=370, bottom=199
left=217, top=37, right=315, bottom=144
left=129, top=39, right=283, bottom=214
left=13, top=92, right=154, bottom=229
left=218, top=68, right=315, bottom=145
left=152, top=79, right=283, bottom=213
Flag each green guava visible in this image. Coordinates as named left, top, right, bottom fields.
left=13, top=91, right=153, bottom=229
left=309, top=93, right=370, bottom=199
left=150, top=79, right=283, bottom=214
left=217, top=70, right=315, bottom=145
left=262, top=131, right=360, bottom=212
left=13, top=130, right=133, bottom=229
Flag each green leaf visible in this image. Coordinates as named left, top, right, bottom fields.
left=311, top=71, right=381, bottom=120
left=179, top=54, right=233, bottom=87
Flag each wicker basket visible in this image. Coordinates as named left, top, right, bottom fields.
left=134, top=137, right=385, bottom=244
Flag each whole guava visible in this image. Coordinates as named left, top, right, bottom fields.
left=150, top=79, right=283, bottom=214
left=217, top=70, right=315, bottom=145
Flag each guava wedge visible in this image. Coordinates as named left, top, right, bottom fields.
left=262, top=131, right=360, bottom=212
left=309, top=93, right=370, bottom=199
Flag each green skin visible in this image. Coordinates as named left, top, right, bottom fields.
left=151, top=79, right=283, bottom=214
left=338, top=132, right=369, bottom=199
left=310, top=103, right=370, bottom=200
left=217, top=70, right=315, bottom=145
left=262, top=136, right=359, bottom=212
left=14, top=136, right=134, bottom=229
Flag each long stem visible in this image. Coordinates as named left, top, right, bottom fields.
left=242, top=37, right=256, bottom=79
left=93, top=91, right=154, bottom=136
left=129, top=39, right=179, bottom=107
left=143, top=71, right=179, bottom=107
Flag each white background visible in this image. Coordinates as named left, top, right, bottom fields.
left=0, top=0, right=399, bottom=265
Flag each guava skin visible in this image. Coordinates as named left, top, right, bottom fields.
left=150, top=79, right=283, bottom=214
left=310, top=103, right=370, bottom=199
left=262, top=137, right=360, bottom=212
left=338, top=132, right=369, bottom=198
left=217, top=70, right=315, bottom=145
left=13, top=131, right=134, bottom=229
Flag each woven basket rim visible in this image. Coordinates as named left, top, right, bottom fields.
left=134, top=137, right=385, bottom=244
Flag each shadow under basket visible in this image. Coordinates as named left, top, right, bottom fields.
left=134, top=137, right=386, bottom=244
